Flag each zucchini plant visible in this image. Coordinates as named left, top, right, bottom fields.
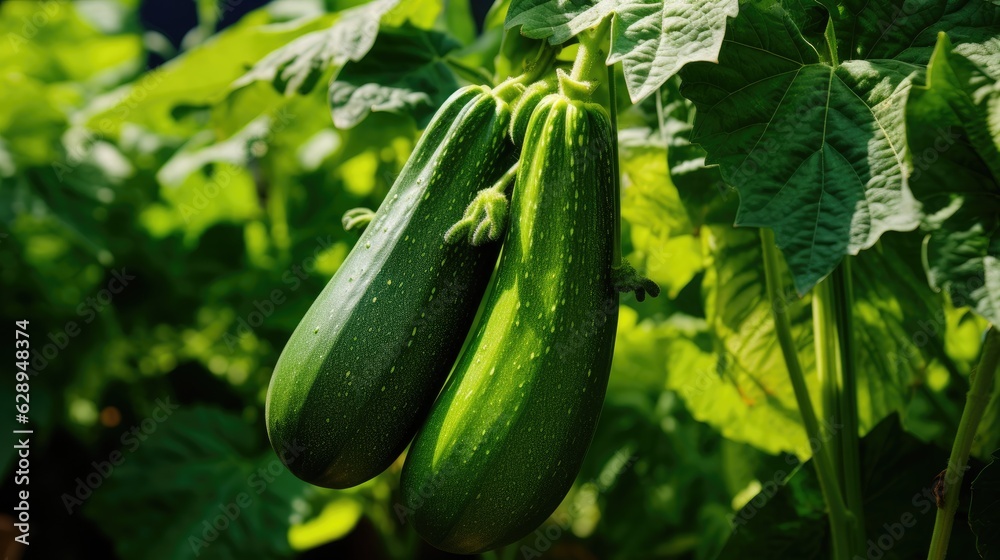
left=260, top=0, right=1000, bottom=557
left=26, top=0, right=998, bottom=557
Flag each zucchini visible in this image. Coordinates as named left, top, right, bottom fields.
left=266, top=85, right=515, bottom=489
left=400, top=90, right=618, bottom=553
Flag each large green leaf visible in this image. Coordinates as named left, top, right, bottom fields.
left=679, top=1, right=1000, bottom=294
left=718, top=415, right=979, bottom=559
left=906, top=33, right=1000, bottom=326
left=328, top=26, right=461, bottom=129
left=86, top=407, right=309, bottom=560
left=506, top=0, right=738, bottom=102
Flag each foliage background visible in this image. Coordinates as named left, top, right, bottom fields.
left=0, top=0, right=993, bottom=559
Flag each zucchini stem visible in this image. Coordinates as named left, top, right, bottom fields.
left=832, top=259, right=866, bottom=553
left=444, top=161, right=519, bottom=246
left=559, top=17, right=611, bottom=101
left=570, top=18, right=610, bottom=83
left=760, top=228, right=853, bottom=560
left=927, top=326, right=1000, bottom=560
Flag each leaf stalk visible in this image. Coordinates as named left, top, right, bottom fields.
left=927, top=326, right=1000, bottom=560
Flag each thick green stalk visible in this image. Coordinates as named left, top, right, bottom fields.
left=831, top=259, right=866, bottom=552
left=760, top=229, right=851, bottom=560
left=927, top=326, right=1000, bottom=560
left=812, top=276, right=843, bottom=479
left=569, top=18, right=611, bottom=85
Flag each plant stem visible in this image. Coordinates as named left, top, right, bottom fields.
left=832, top=258, right=866, bottom=554
left=760, top=229, right=851, bottom=560
left=927, top=326, right=1000, bottom=560
left=607, top=61, right=622, bottom=267
left=491, top=161, right=520, bottom=194
left=569, top=18, right=610, bottom=83
left=813, top=275, right=843, bottom=480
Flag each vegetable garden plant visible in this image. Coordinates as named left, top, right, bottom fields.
left=4, top=0, right=1000, bottom=558
left=265, top=0, right=1000, bottom=557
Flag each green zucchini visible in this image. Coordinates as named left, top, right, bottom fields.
left=266, top=85, right=515, bottom=489
left=400, top=91, right=618, bottom=553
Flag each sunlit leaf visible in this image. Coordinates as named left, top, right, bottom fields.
left=84, top=11, right=331, bottom=138
left=906, top=33, right=1000, bottom=326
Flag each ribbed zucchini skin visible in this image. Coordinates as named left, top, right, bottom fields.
left=400, top=93, right=618, bottom=553
left=509, top=78, right=555, bottom=146
left=266, top=85, right=514, bottom=489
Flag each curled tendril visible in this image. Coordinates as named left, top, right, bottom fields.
left=613, top=259, right=661, bottom=302
left=444, top=187, right=509, bottom=246
left=342, top=207, right=375, bottom=232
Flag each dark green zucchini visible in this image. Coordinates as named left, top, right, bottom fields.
left=400, top=90, right=618, bottom=553
left=266, top=85, right=515, bottom=489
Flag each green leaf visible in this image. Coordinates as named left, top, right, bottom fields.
left=679, top=1, right=1000, bottom=294
left=506, top=0, right=738, bottom=103
left=719, top=414, right=979, bottom=559
left=85, top=407, right=310, bottom=560
left=905, top=33, right=1000, bottom=326
left=231, top=0, right=442, bottom=97
left=0, top=1, right=142, bottom=85
left=84, top=11, right=332, bottom=138
left=0, top=74, right=67, bottom=166
left=328, top=26, right=461, bottom=129
left=971, top=449, right=1000, bottom=558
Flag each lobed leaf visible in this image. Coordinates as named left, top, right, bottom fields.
left=679, top=1, right=1000, bottom=294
